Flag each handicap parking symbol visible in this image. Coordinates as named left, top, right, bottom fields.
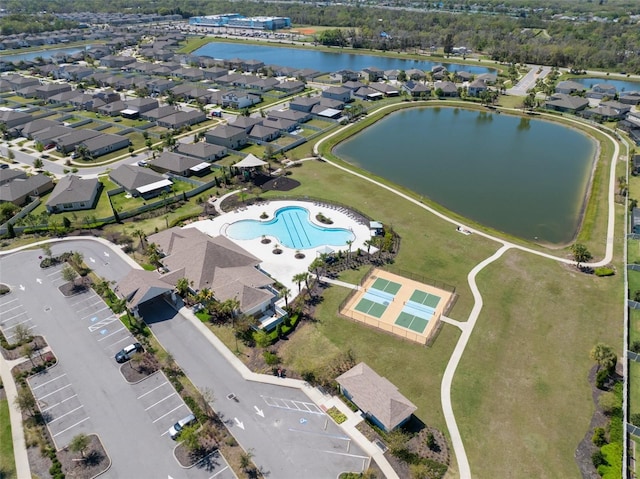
left=299, top=418, right=307, bottom=425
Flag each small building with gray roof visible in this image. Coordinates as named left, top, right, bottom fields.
left=45, top=175, right=101, bottom=213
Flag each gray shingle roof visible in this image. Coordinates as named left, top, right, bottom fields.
left=109, top=164, right=167, bottom=191
left=336, top=362, right=417, bottom=431
left=45, top=175, right=99, bottom=208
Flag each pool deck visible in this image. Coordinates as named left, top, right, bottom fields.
left=187, top=200, right=373, bottom=299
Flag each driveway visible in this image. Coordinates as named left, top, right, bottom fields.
left=0, top=249, right=232, bottom=479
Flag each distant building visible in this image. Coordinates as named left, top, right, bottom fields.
left=189, top=14, right=291, bottom=30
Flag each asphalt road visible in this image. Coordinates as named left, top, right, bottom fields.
left=140, top=298, right=369, bottom=479
left=0, top=248, right=232, bottom=479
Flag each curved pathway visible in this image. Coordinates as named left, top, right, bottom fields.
left=312, top=103, right=620, bottom=478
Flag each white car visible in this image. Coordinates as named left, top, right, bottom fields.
left=168, top=413, right=196, bottom=440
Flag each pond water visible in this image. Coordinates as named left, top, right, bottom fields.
left=0, top=45, right=93, bottom=63
left=334, top=107, right=596, bottom=244
left=193, top=42, right=495, bottom=75
left=570, top=77, right=640, bottom=93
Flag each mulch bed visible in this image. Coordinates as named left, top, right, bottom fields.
left=59, top=434, right=110, bottom=479
left=1, top=335, right=47, bottom=360
left=174, top=428, right=220, bottom=468
left=119, top=353, right=160, bottom=383
left=11, top=351, right=56, bottom=377
left=574, top=365, right=614, bottom=479
left=58, top=278, right=92, bottom=297
left=259, top=176, right=300, bottom=192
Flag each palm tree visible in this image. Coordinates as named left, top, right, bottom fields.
left=133, top=228, right=146, bottom=249
left=345, top=240, right=353, bottom=265
left=281, top=287, right=291, bottom=308
left=308, top=258, right=324, bottom=281
left=292, top=272, right=307, bottom=293
left=175, top=277, right=191, bottom=297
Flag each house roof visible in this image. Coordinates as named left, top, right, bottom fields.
left=109, top=164, right=168, bottom=191
left=81, top=133, right=128, bottom=152
left=151, top=151, right=205, bottom=173
left=0, top=173, right=52, bottom=203
left=546, top=93, right=589, bottom=111
left=231, top=116, right=263, bottom=130
left=336, top=362, right=417, bottom=431
left=175, top=142, right=226, bottom=159
left=46, top=175, right=99, bottom=207
left=206, top=124, right=246, bottom=139
left=114, top=269, right=174, bottom=309
left=0, top=169, right=26, bottom=184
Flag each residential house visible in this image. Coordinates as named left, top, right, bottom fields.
left=361, top=67, right=384, bottom=82
left=620, top=91, right=640, bottom=106
left=555, top=80, right=586, bottom=95
left=434, top=81, right=458, bottom=97
left=148, top=78, right=176, bottom=95
left=174, top=67, right=204, bottom=81
left=55, top=129, right=102, bottom=154
left=544, top=93, right=589, bottom=113
left=45, top=175, right=101, bottom=213
left=336, top=363, right=417, bottom=432
left=582, top=104, right=627, bottom=121
left=126, top=98, right=159, bottom=114
left=406, top=68, right=426, bottom=81
left=7, top=75, right=40, bottom=91
left=633, top=207, right=640, bottom=234
left=431, top=65, right=448, bottom=81
left=261, top=117, right=297, bottom=133
left=248, top=124, right=280, bottom=142
left=202, top=67, right=227, bottom=80
left=467, top=79, right=488, bottom=97
left=221, top=91, right=261, bottom=109
left=454, top=71, right=473, bottom=83
left=0, top=110, right=32, bottom=129
left=175, top=142, right=227, bottom=162
left=268, top=109, right=311, bottom=124
left=342, top=80, right=366, bottom=91
left=353, top=87, right=383, bottom=101
left=322, top=86, right=352, bottom=103
left=35, top=82, right=73, bottom=100
left=586, top=84, right=617, bottom=100
left=273, top=80, right=305, bottom=95
left=319, top=98, right=345, bottom=110
left=0, top=173, right=53, bottom=206
left=155, top=110, right=206, bottom=130
left=98, top=100, right=127, bottom=116
left=369, top=82, right=400, bottom=97
left=80, top=134, right=130, bottom=157
left=476, top=73, right=497, bottom=84
left=402, top=80, right=431, bottom=98
left=31, top=125, right=74, bottom=145
left=0, top=169, right=26, bottom=186
left=632, top=155, right=640, bottom=175
left=289, top=96, right=321, bottom=113
left=249, top=77, right=280, bottom=92
left=205, top=125, right=248, bottom=149
left=294, top=68, right=321, bottom=81
left=149, top=151, right=210, bottom=177
left=17, top=119, right=60, bottom=139
left=47, top=90, right=78, bottom=105
left=99, top=55, right=137, bottom=68
left=109, top=164, right=172, bottom=199
left=140, top=106, right=178, bottom=122
left=231, top=116, right=263, bottom=133
left=384, top=69, right=401, bottom=81
left=329, top=70, right=359, bottom=83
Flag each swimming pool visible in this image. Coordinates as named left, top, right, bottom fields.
left=226, top=206, right=355, bottom=249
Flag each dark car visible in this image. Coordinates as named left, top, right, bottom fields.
left=115, top=342, right=143, bottom=363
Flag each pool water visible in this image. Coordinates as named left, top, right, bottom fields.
left=226, top=206, right=355, bottom=249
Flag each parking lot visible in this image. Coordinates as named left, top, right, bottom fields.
left=0, top=296, right=37, bottom=343
left=28, top=371, right=92, bottom=449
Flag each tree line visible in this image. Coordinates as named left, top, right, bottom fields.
left=3, top=0, right=640, bottom=72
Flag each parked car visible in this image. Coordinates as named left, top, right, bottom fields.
left=168, top=413, right=196, bottom=440
left=0, top=163, right=9, bottom=169
left=115, top=342, right=143, bottom=363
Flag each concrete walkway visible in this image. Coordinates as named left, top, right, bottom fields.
left=319, top=276, right=361, bottom=290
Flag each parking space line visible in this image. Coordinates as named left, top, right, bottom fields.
left=1, top=305, right=23, bottom=314
left=47, top=405, right=84, bottom=424
left=69, top=296, right=96, bottom=306
left=46, top=270, right=62, bottom=277
left=32, top=373, right=67, bottom=390
left=0, top=311, right=28, bottom=323
left=89, top=317, right=119, bottom=333
left=4, top=318, right=32, bottom=329
left=79, top=307, right=111, bottom=320
left=53, top=417, right=90, bottom=437
left=137, top=381, right=169, bottom=399
left=145, top=393, right=176, bottom=411
left=42, top=394, right=77, bottom=412
left=39, top=384, right=72, bottom=400
left=96, top=326, right=125, bottom=340
left=107, top=336, right=131, bottom=348
left=209, top=466, right=229, bottom=478
left=152, top=403, right=185, bottom=423
left=76, top=302, right=107, bottom=314
left=0, top=298, right=18, bottom=307
left=6, top=325, right=36, bottom=339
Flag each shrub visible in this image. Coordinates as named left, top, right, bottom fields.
left=263, top=350, right=280, bottom=366
left=598, top=391, right=620, bottom=415
left=594, top=267, right=615, bottom=277
left=592, top=450, right=607, bottom=468
left=592, top=427, right=607, bottom=447
left=631, top=341, right=640, bottom=354
left=596, top=368, right=610, bottom=389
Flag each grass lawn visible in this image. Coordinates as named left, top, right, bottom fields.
left=631, top=361, right=640, bottom=418
left=452, top=248, right=622, bottom=479
left=307, top=118, right=337, bottom=129
left=629, top=270, right=640, bottom=301
left=629, top=238, right=640, bottom=265
left=0, top=398, right=17, bottom=479
left=631, top=309, right=640, bottom=346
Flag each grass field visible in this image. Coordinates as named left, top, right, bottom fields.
left=0, top=398, right=17, bottom=479
left=631, top=361, right=640, bottom=419
left=452, top=248, right=622, bottom=479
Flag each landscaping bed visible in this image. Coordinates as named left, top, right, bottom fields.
left=58, top=434, right=109, bottom=479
